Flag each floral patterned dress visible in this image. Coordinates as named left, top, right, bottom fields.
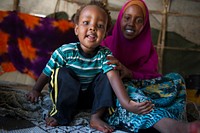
left=107, top=73, right=186, bottom=132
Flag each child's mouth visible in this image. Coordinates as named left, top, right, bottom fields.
left=86, top=34, right=97, bottom=41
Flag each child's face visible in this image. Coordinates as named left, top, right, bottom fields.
left=75, top=5, right=108, bottom=54
left=120, top=5, right=144, bottom=40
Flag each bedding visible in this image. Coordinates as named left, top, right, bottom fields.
left=0, top=81, right=93, bottom=132
left=0, top=11, right=78, bottom=80
left=0, top=80, right=199, bottom=132
left=0, top=81, right=131, bottom=133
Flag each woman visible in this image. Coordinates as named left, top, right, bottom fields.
left=102, top=0, right=200, bottom=132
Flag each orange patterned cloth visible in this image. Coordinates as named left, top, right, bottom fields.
left=0, top=11, right=78, bottom=80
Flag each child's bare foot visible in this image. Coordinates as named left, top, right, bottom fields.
left=90, top=114, right=114, bottom=133
left=45, top=116, right=58, bottom=127
left=189, top=121, right=200, bottom=133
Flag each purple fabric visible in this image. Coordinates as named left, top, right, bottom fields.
left=0, top=11, right=78, bottom=79
left=101, top=0, right=161, bottom=79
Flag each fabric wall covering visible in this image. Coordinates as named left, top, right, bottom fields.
left=0, top=11, right=78, bottom=80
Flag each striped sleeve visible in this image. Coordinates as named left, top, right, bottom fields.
left=43, top=46, right=66, bottom=76
left=101, top=47, right=116, bottom=73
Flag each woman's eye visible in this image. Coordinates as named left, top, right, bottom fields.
left=126, top=17, right=130, bottom=20
left=136, top=18, right=144, bottom=24
left=123, top=16, right=130, bottom=21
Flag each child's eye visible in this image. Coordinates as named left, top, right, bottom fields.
left=83, top=21, right=89, bottom=25
left=97, top=24, right=104, bottom=29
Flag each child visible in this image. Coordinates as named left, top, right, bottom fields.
left=26, top=1, right=153, bottom=132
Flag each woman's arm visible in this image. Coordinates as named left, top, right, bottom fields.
left=106, top=70, right=153, bottom=114
left=106, top=55, right=161, bottom=79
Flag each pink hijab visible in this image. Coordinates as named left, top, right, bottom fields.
left=101, top=0, right=162, bottom=79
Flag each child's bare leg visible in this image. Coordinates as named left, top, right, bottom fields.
left=45, top=116, right=58, bottom=127
left=153, top=118, right=200, bottom=133
left=90, top=108, right=114, bottom=133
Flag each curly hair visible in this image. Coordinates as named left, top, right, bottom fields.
left=73, top=1, right=112, bottom=32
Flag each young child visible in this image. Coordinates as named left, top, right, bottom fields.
left=26, top=1, right=153, bottom=132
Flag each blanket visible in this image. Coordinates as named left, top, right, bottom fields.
left=0, top=11, right=78, bottom=80
left=0, top=81, right=90, bottom=125
left=0, top=81, right=199, bottom=133
left=0, top=82, right=98, bottom=132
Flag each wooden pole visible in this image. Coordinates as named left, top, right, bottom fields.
left=155, top=45, right=200, bottom=52
left=13, top=0, right=20, bottom=11
left=54, top=0, right=61, bottom=18
left=156, top=0, right=170, bottom=74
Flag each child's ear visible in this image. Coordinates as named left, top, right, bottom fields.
left=74, top=24, right=78, bottom=36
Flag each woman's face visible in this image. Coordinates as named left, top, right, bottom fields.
left=120, top=4, right=144, bottom=40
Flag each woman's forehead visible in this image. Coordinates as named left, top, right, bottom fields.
left=123, top=4, right=144, bottom=18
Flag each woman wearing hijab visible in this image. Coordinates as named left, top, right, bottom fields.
left=102, top=0, right=200, bottom=132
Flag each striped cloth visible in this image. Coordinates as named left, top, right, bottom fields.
left=43, top=42, right=115, bottom=90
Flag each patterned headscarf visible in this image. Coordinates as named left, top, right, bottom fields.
left=101, top=0, right=161, bottom=79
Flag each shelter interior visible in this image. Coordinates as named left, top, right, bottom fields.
left=0, top=0, right=200, bottom=132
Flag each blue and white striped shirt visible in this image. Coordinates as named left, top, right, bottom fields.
left=43, top=42, right=115, bottom=90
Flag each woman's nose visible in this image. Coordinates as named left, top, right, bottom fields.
left=129, top=20, right=135, bottom=27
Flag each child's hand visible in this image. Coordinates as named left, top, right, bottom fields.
left=26, top=90, right=42, bottom=103
left=127, top=100, right=154, bottom=114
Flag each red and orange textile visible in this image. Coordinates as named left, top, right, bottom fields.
left=0, top=11, right=78, bottom=80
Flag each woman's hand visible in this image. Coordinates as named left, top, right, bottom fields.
left=106, top=55, right=132, bottom=79
left=126, top=100, right=154, bottom=114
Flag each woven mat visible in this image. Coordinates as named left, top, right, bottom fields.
left=1, top=81, right=199, bottom=133
left=0, top=81, right=127, bottom=133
